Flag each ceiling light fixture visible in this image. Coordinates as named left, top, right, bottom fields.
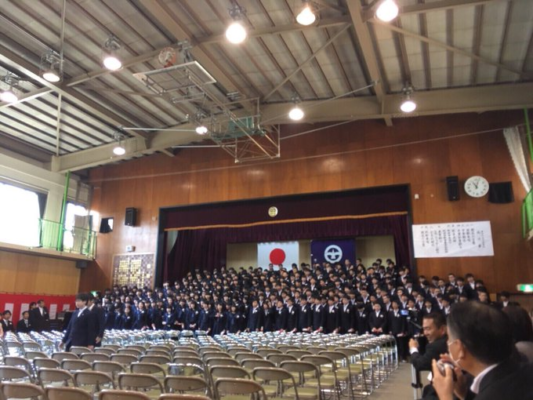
left=400, top=85, right=417, bottom=113
left=40, top=50, right=63, bottom=82
left=226, top=3, right=248, bottom=44
left=102, top=36, right=122, bottom=71
left=112, top=131, right=126, bottom=155
left=288, top=94, right=304, bottom=121
left=296, top=1, right=317, bottom=26
left=376, top=0, right=399, bottom=22
left=0, top=74, right=20, bottom=103
left=196, top=125, right=208, bottom=135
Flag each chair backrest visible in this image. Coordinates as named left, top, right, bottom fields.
left=172, top=356, right=204, bottom=365
left=215, top=378, right=266, bottom=400
left=206, top=358, right=239, bottom=367
left=164, top=376, right=209, bottom=394
left=227, top=347, right=250, bottom=356
left=305, top=347, right=324, bottom=355
left=98, top=389, right=151, bottom=400
left=318, top=351, right=348, bottom=368
left=139, top=355, right=170, bottom=365
left=234, top=353, right=261, bottom=362
left=74, top=370, right=115, bottom=393
left=210, top=366, right=251, bottom=380
left=252, top=367, right=298, bottom=399
left=95, top=348, right=115, bottom=356
left=45, top=386, right=93, bottom=400
left=198, top=347, right=222, bottom=357
left=266, top=354, right=297, bottom=365
left=280, top=361, right=319, bottom=384
left=0, top=366, right=32, bottom=382
left=92, top=362, right=125, bottom=380
left=257, top=349, right=282, bottom=357
left=125, top=345, right=146, bottom=353
left=173, top=349, right=199, bottom=358
left=71, top=346, right=92, bottom=355
left=118, top=373, right=163, bottom=393
left=277, top=345, right=300, bottom=353
left=159, top=395, right=210, bottom=400
left=52, top=352, right=79, bottom=362
left=37, top=368, right=75, bottom=386
left=103, top=345, right=121, bottom=352
left=287, top=350, right=312, bottom=359
left=117, top=349, right=143, bottom=357
left=3, top=356, right=33, bottom=373
left=61, top=359, right=93, bottom=372
left=25, top=351, right=49, bottom=360
left=130, top=362, right=166, bottom=377
left=0, top=382, right=45, bottom=399
left=301, top=355, right=335, bottom=370
left=110, top=355, right=138, bottom=366
left=145, top=350, right=169, bottom=357
left=240, top=359, right=276, bottom=370
left=81, top=353, right=110, bottom=363
left=33, top=358, right=61, bottom=370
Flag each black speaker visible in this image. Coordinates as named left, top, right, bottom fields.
left=489, top=182, right=514, bottom=204
left=76, top=261, right=88, bottom=269
left=125, top=208, right=137, bottom=226
left=446, top=176, right=460, bottom=201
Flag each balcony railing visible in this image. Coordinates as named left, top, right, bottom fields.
left=523, top=189, right=533, bottom=239
left=39, top=218, right=97, bottom=258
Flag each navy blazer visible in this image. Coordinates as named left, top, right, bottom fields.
left=63, top=308, right=97, bottom=350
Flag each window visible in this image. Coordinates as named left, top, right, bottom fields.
left=0, top=182, right=41, bottom=247
left=63, top=203, right=90, bottom=250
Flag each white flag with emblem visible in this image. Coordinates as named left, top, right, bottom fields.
left=257, top=241, right=299, bottom=269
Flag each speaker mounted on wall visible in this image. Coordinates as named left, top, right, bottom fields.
left=125, top=208, right=137, bottom=226
left=446, top=176, right=460, bottom=201
left=488, top=182, right=514, bottom=204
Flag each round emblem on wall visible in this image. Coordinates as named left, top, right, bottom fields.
left=268, top=206, right=278, bottom=218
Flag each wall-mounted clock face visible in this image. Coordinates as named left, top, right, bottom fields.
left=464, top=176, right=489, bottom=198
left=268, top=207, right=278, bottom=218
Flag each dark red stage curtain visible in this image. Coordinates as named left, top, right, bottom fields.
left=164, top=214, right=412, bottom=283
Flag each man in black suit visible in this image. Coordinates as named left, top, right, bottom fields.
left=388, top=300, right=408, bottom=361
left=355, top=303, right=368, bottom=335
left=368, top=302, right=387, bottom=335
left=286, top=297, right=298, bottom=333
left=312, top=296, right=326, bottom=332
left=29, top=299, right=51, bottom=332
left=339, top=296, right=355, bottom=334
left=16, top=311, right=32, bottom=333
left=1, top=310, right=14, bottom=333
left=324, top=297, right=340, bottom=334
left=247, top=299, right=264, bottom=332
left=409, top=312, right=447, bottom=372
left=274, top=299, right=288, bottom=331
left=431, top=301, right=533, bottom=400
left=61, top=293, right=97, bottom=351
left=298, top=297, right=312, bottom=332
left=88, top=294, right=105, bottom=347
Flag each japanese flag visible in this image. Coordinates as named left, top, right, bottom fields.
left=257, top=241, right=299, bottom=270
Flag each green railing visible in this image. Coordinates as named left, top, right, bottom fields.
left=39, top=218, right=97, bottom=258
left=523, top=189, right=533, bottom=238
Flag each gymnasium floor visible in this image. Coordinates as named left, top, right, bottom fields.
left=371, top=362, right=420, bottom=400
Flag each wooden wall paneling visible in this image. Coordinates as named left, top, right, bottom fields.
left=364, top=147, right=394, bottom=187
left=0, top=251, right=18, bottom=291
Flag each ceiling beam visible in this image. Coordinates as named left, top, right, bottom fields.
left=196, top=16, right=352, bottom=45
left=50, top=82, right=533, bottom=172
left=363, top=0, right=508, bottom=21
left=369, top=19, right=533, bottom=79
left=346, top=0, right=393, bottom=126
left=262, top=24, right=351, bottom=101
left=0, top=40, right=149, bottom=141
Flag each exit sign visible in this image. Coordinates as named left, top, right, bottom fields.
left=517, top=284, right=533, bottom=293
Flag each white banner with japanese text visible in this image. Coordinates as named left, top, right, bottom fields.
left=412, top=221, right=494, bottom=258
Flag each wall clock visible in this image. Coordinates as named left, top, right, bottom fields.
left=464, top=176, right=489, bottom=198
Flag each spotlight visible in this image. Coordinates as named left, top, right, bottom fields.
left=296, top=1, right=316, bottom=26
left=376, top=0, right=399, bottom=22
left=41, top=51, right=62, bottom=82
left=289, top=106, right=304, bottom=121
left=112, top=131, right=126, bottom=155
left=196, top=125, right=208, bottom=135
left=1, top=74, right=20, bottom=103
left=226, top=4, right=247, bottom=44
left=400, top=85, right=417, bottom=113
left=1, top=89, right=18, bottom=103
left=113, top=145, right=126, bottom=155
left=102, top=36, right=122, bottom=71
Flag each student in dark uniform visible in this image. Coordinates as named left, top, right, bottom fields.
left=339, top=296, right=355, bottom=334
left=212, top=303, right=227, bottom=335
left=227, top=304, right=244, bottom=334
left=274, top=299, right=288, bottom=331
left=325, top=297, right=340, bottom=334
left=286, top=297, right=299, bottom=333
left=61, top=293, right=97, bottom=351
left=312, top=296, right=326, bottom=332
left=161, top=305, right=176, bottom=330
left=368, top=302, right=387, bottom=335
left=29, top=299, right=51, bottom=332
left=298, top=297, right=312, bottom=332
left=262, top=301, right=274, bottom=332
left=16, top=311, right=32, bottom=333
left=388, top=300, right=408, bottom=361
left=89, top=296, right=106, bottom=345
left=247, top=299, right=264, bottom=332
left=104, top=304, right=115, bottom=330
left=355, top=303, right=368, bottom=335
left=198, top=302, right=214, bottom=335
left=114, top=306, right=125, bottom=330
left=133, top=301, right=150, bottom=330
left=123, top=306, right=134, bottom=330
left=185, top=302, right=200, bottom=331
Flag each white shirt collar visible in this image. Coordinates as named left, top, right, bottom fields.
left=78, top=306, right=88, bottom=316
left=470, top=364, right=499, bottom=394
